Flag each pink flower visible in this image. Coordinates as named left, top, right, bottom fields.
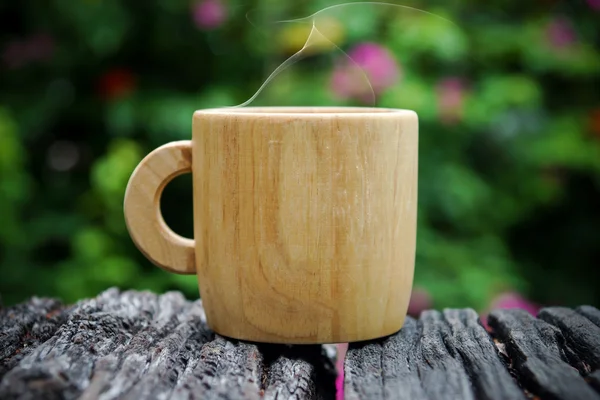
left=436, top=77, right=466, bottom=125
left=407, top=287, right=432, bottom=317
left=192, top=0, right=227, bottom=30
left=481, top=291, right=540, bottom=331
left=330, top=42, right=400, bottom=102
left=586, top=0, right=600, bottom=11
left=546, top=17, right=576, bottom=49
left=335, top=343, right=348, bottom=400
left=489, top=292, right=540, bottom=316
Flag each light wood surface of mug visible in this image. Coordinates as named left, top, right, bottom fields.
left=124, top=106, right=418, bottom=344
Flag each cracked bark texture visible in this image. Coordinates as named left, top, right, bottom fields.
left=2, top=289, right=600, bottom=400
left=345, top=307, right=600, bottom=400
left=0, top=288, right=336, bottom=400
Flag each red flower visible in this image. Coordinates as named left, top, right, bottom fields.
left=589, top=108, right=600, bottom=139
left=97, top=68, right=136, bottom=100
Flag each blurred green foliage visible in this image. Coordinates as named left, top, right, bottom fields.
left=0, top=0, right=599, bottom=311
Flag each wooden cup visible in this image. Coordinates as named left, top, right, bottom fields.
left=124, top=106, right=418, bottom=344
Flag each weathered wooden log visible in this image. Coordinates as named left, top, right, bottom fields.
left=0, top=297, right=66, bottom=378
left=538, top=307, right=600, bottom=370
left=3, top=289, right=600, bottom=400
left=577, top=305, right=600, bottom=329
left=489, top=308, right=599, bottom=400
left=344, top=309, right=524, bottom=400
left=0, top=288, right=336, bottom=400
left=345, top=306, right=600, bottom=400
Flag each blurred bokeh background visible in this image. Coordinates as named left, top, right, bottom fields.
left=1, top=0, right=599, bottom=317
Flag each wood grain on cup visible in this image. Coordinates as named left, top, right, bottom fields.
left=124, top=140, right=196, bottom=274
left=124, top=107, right=418, bottom=344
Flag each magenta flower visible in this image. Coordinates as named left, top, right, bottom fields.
left=481, top=291, right=540, bottom=331
left=489, top=292, right=540, bottom=316
left=436, top=77, right=466, bottom=125
left=335, top=343, right=348, bottom=400
left=192, top=0, right=227, bottom=30
left=407, top=287, right=432, bottom=317
left=586, top=0, right=600, bottom=11
left=330, top=42, right=400, bottom=102
left=546, top=17, right=576, bottom=49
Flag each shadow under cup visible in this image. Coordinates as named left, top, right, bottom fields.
left=124, top=106, right=419, bottom=344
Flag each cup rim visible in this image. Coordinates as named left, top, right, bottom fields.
left=193, top=106, right=417, bottom=119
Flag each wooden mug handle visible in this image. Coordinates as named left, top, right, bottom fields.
left=123, top=140, right=196, bottom=274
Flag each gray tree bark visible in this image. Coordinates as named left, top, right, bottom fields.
left=345, top=306, right=600, bottom=400
left=3, top=289, right=600, bottom=400
left=0, top=288, right=336, bottom=400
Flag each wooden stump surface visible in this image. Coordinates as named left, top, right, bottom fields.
left=345, top=306, right=600, bottom=400
left=0, top=288, right=336, bottom=400
left=1, top=288, right=600, bottom=399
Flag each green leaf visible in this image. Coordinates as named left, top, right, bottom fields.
left=0, top=107, right=25, bottom=169
left=524, top=114, right=600, bottom=170
left=520, top=19, right=600, bottom=76
left=53, top=0, right=130, bottom=56
left=91, top=138, right=143, bottom=206
left=93, top=256, right=139, bottom=286
left=464, top=75, right=542, bottom=128
left=432, top=163, right=493, bottom=229
left=106, top=98, right=136, bottom=137
left=379, top=75, right=437, bottom=121
left=388, top=8, right=467, bottom=63
left=72, top=226, right=114, bottom=261
left=169, top=274, right=201, bottom=298
left=415, top=232, right=523, bottom=310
